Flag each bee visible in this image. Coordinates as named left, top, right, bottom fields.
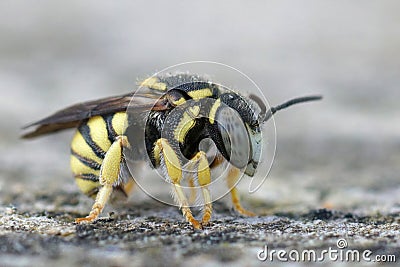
left=22, top=73, right=321, bottom=229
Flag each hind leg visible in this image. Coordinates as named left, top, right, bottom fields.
left=76, top=136, right=129, bottom=223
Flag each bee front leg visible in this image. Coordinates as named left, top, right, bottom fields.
left=178, top=151, right=213, bottom=226
left=226, top=165, right=256, bottom=217
left=76, top=136, right=129, bottom=223
left=192, top=151, right=213, bottom=226
left=154, top=138, right=202, bottom=229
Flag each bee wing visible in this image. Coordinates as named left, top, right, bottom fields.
left=22, top=91, right=168, bottom=139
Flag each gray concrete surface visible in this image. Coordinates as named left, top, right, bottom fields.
left=0, top=1, right=399, bottom=266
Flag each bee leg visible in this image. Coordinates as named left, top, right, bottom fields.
left=76, top=136, right=129, bottom=223
left=187, top=176, right=197, bottom=205
left=113, top=178, right=136, bottom=199
left=154, top=138, right=202, bottom=229
left=192, top=151, right=212, bottom=226
left=122, top=179, right=136, bottom=196
left=226, top=165, right=256, bottom=217
left=184, top=158, right=197, bottom=205
left=210, top=154, right=225, bottom=169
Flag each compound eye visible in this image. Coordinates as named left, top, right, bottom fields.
left=216, top=106, right=251, bottom=169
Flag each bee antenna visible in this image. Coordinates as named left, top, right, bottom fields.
left=262, top=95, right=322, bottom=122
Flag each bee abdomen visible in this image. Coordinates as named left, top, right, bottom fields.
left=70, top=112, right=128, bottom=197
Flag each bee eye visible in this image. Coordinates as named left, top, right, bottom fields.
left=215, top=105, right=251, bottom=169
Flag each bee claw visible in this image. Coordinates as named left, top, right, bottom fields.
left=192, top=221, right=203, bottom=230
left=240, top=210, right=257, bottom=217
left=201, top=221, right=210, bottom=227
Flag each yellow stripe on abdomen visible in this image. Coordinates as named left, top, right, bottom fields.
left=75, top=178, right=100, bottom=197
left=70, top=155, right=100, bottom=176
left=71, top=154, right=101, bottom=197
left=112, top=112, right=128, bottom=136
left=71, top=131, right=103, bottom=165
left=87, top=116, right=112, bottom=152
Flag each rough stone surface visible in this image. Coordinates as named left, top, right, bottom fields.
left=0, top=181, right=399, bottom=266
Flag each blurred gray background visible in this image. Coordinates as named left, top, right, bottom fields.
left=1, top=1, right=399, bottom=216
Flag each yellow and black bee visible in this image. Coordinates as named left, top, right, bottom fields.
left=22, top=73, right=321, bottom=229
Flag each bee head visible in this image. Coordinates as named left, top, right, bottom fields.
left=217, top=92, right=322, bottom=177
left=218, top=92, right=263, bottom=177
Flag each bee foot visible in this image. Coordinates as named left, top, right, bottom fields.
left=237, top=209, right=256, bottom=217
left=190, top=219, right=202, bottom=230
left=75, top=216, right=97, bottom=224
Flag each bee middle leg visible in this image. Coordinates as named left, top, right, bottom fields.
left=187, top=176, right=197, bottom=205
left=76, top=136, right=129, bottom=223
left=154, top=138, right=202, bottom=229
left=226, top=165, right=256, bottom=217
